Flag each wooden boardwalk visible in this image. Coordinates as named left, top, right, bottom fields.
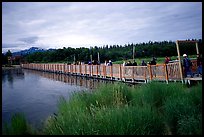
left=21, top=60, right=201, bottom=84
left=184, top=77, right=202, bottom=85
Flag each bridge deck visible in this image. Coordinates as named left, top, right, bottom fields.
left=184, top=76, right=202, bottom=85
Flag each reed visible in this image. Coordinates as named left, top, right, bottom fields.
left=2, top=113, right=35, bottom=135
left=43, top=82, right=202, bottom=135
left=43, top=96, right=165, bottom=135
left=130, top=82, right=187, bottom=109
left=3, top=82, right=201, bottom=135
left=163, top=83, right=202, bottom=135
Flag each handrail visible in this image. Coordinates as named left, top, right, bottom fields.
left=21, top=62, right=197, bottom=82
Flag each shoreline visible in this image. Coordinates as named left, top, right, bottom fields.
left=2, top=65, right=21, bottom=70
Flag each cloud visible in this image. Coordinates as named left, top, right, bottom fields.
left=2, top=43, right=20, bottom=48
left=18, top=36, right=39, bottom=44
left=18, top=19, right=47, bottom=26
left=2, top=43, right=28, bottom=53
left=2, top=2, right=202, bottom=53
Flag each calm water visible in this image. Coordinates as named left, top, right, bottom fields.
left=2, top=68, right=110, bottom=129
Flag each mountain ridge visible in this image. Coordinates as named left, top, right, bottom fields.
left=11, top=47, right=55, bottom=56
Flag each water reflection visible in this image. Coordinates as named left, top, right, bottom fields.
left=23, top=69, right=114, bottom=89
left=2, top=68, right=89, bottom=129
left=2, top=68, right=135, bottom=129
left=2, top=68, right=24, bottom=87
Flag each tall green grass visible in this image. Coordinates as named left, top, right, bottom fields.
left=130, top=82, right=187, bottom=109
left=4, top=82, right=202, bottom=135
left=43, top=82, right=202, bottom=135
left=2, top=113, right=35, bottom=135
left=164, top=83, right=202, bottom=135
left=43, top=83, right=165, bottom=135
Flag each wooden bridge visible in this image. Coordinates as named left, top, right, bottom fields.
left=21, top=59, right=201, bottom=84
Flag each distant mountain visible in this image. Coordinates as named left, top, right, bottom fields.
left=47, top=48, right=56, bottom=51
left=12, top=47, right=46, bottom=56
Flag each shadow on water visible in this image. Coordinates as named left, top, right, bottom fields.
left=22, top=69, right=117, bottom=90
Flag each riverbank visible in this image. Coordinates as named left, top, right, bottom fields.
left=3, top=82, right=202, bottom=135
left=2, top=65, right=21, bottom=70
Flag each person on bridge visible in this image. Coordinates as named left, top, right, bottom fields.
left=88, top=61, right=92, bottom=65
left=164, top=56, right=171, bottom=64
left=141, top=60, right=147, bottom=66
left=132, top=60, right=137, bottom=66
left=107, top=60, right=112, bottom=66
left=183, top=54, right=193, bottom=78
left=149, top=56, right=156, bottom=65
left=126, top=61, right=132, bottom=66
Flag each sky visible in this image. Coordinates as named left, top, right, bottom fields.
left=2, top=2, right=202, bottom=53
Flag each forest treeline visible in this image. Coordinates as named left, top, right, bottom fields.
left=4, top=39, right=203, bottom=64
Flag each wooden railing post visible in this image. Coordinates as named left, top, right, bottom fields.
left=89, top=65, right=91, bottom=76
left=85, top=65, right=87, bottom=75
left=63, top=64, right=65, bottom=74
left=90, top=65, right=92, bottom=76
left=110, top=65, right=113, bottom=78
left=51, top=64, right=53, bottom=73
left=72, top=64, right=74, bottom=74
left=132, top=66, right=134, bottom=81
left=96, top=65, right=98, bottom=76
left=119, top=64, right=122, bottom=80
left=70, top=65, right=72, bottom=74
left=68, top=65, right=70, bottom=74
left=66, top=64, right=68, bottom=74
left=103, top=65, right=106, bottom=78
left=148, top=64, right=152, bottom=81
left=54, top=64, right=55, bottom=72
left=144, top=67, right=147, bottom=82
left=58, top=64, right=60, bottom=73
left=176, top=40, right=184, bottom=83
left=164, top=64, right=169, bottom=83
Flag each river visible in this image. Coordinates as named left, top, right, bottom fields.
left=2, top=68, right=111, bottom=129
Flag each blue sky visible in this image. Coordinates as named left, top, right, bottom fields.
left=2, top=2, right=202, bottom=53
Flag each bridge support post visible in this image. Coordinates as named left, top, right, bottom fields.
left=176, top=40, right=184, bottom=84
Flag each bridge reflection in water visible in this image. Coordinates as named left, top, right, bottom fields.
left=23, top=69, right=115, bottom=90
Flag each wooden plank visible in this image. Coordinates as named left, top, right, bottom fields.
left=184, top=77, right=202, bottom=81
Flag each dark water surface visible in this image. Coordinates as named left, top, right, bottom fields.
left=2, top=68, right=110, bottom=129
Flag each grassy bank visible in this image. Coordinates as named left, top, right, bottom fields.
left=3, top=82, right=202, bottom=135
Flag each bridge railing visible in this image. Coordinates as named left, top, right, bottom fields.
left=22, top=61, right=199, bottom=82
left=148, top=64, right=167, bottom=81
left=166, top=62, right=180, bottom=80
left=191, top=59, right=197, bottom=73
